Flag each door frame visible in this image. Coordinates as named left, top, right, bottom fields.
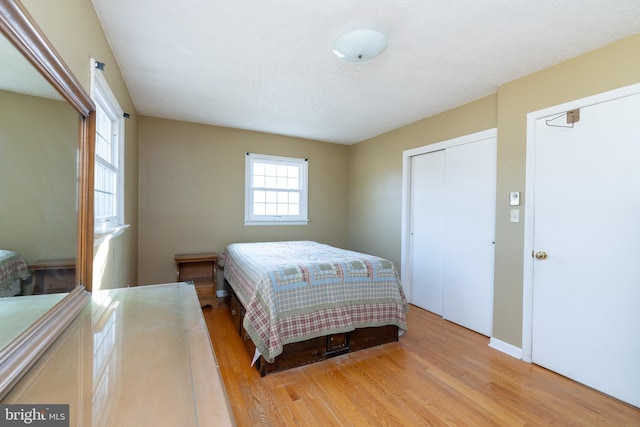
left=401, top=128, right=497, bottom=304
left=522, top=82, right=640, bottom=362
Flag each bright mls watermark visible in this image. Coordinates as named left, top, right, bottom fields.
left=0, top=405, right=69, bottom=426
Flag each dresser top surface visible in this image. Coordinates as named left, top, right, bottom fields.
left=2, top=283, right=235, bottom=426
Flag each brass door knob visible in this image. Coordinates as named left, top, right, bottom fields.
left=534, top=251, right=548, bottom=260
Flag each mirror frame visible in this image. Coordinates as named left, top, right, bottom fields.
left=0, top=0, right=94, bottom=399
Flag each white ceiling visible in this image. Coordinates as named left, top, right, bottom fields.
left=91, top=0, right=640, bottom=145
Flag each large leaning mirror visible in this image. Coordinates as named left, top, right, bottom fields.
left=0, top=0, right=93, bottom=398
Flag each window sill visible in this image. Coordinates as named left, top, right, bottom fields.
left=244, top=219, right=309, bottom=226
left=94, top=224, right=130, bottom=246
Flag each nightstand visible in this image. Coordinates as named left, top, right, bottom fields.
left=29, top=259, right=76, bottom=294
left=174, top=253, right=218, bottom=308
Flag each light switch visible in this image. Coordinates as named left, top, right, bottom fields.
left=510, top=209, right=520, bottom=223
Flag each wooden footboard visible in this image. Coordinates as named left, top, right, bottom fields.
left=224, top=281, right=399, bottom=376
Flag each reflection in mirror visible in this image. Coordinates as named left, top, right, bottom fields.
left=0, top=30, right=78, bottom=337
left=0, top=0, right=93, bottom=399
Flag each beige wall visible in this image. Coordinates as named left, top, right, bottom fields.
left=22, top=0, right=139, bottom=289
left=0, top=90, right=77, bottom=262
left=138, top=117, right=350, bottom=286
left=349, top=33, right=640, bottom=348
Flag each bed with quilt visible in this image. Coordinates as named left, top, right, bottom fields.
left=219, top=240, right=408, bottom=376
left=0, top=250, right=32, bottom=297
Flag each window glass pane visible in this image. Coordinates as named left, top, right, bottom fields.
left=95, top=162, right=116, bottom=218
left=253, top=175, right=264, bottom=187
left=96, top=135, right=110, bottom=161
left=265, top=191, right=277, bottom=203
left=253, top=203, right=265, bottom=215
left=277, top=191, right=288, bottom=204
left=277, top=204, right=288, bottom=215
left=254, top=162, right=265, bottom=175
left=95, top=105, right=112, bottom=161
left=254, top=190, right=265, bottom=203
left=265, top=203, right=277, bottom=215
left=265, top=176, right=277, bottom=188
left=264, top=163, right=277, bottom=176
left=96, top=104, right=110, bottom=140
left=276, top=164, right=287, bottom=177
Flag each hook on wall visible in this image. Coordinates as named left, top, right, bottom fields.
left=545, top=109, right=580, bottom=128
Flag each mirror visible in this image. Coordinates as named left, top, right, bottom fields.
left=0, top=0, right=93, bottom=398
left=1, top=33, right=77, bottom=297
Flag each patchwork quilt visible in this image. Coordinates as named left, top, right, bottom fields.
left=220, top=241, right=408, bottom=362
left=0, top=250, right=31, bottom=297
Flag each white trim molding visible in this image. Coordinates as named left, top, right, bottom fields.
left=489, top=338, right=522, bottom=360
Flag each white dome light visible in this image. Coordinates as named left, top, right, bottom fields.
left=332, top=29, right=388, bottom=63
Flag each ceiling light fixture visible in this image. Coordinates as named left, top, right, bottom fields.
left=332, top=29, right=387, bottom=63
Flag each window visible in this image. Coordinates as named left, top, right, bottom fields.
left=245, top=153, right=309, bottom=225
left=91, top=59, right=124, bottom=232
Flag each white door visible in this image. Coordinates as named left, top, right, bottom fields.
left=408, top=132, right=496, bottom=336
left=443, top=139, right=496, bottom=336
left=531, top=91, right=640, bottom=407
left=410, top=150, right=445, bottom=315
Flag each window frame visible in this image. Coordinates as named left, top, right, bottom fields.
left=91, top=59, right=125, bottom=232
left=244, top=153, right=309, bottom=226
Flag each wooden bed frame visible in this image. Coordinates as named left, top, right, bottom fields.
left=224, top=281, right=399, bottom=376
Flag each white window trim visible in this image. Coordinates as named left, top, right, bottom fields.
left=244, top=153, right=309, bottom=226
left=91, top=58, right=126, bottom=234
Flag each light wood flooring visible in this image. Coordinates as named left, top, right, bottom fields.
left=204, top=302, right=640, bottom=426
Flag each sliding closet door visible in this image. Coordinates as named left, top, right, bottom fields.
left=407, top=131, right=496, bottom=336
left=409, top=150, right=445, bottom=315
left=442, top=139, right=496, bottom=336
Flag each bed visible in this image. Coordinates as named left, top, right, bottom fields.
left=219, top=241, right=408, bottom=376
left=0, top=250, right=32, bottom=297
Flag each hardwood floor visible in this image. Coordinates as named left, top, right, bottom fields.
left=204, top=302, right=640, bottom=426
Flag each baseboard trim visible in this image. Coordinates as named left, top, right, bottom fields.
left=489, top=337, right=522, bottom=360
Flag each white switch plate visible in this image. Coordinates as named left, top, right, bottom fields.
left=509, top=192, right=520, bottom=206
left=510, top=209, right=520, bottom=223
